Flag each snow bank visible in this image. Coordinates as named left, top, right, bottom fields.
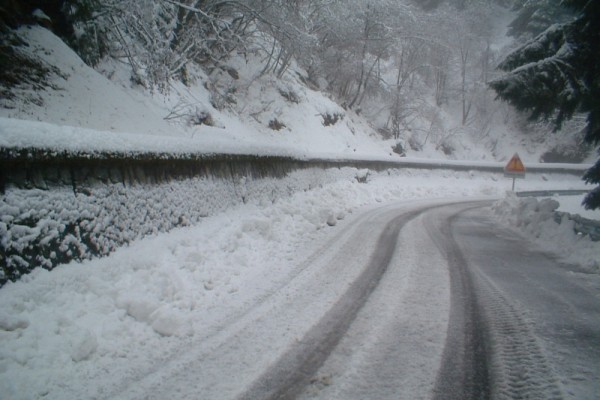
left=493, top=193, right=599, bottom=271
left=0, top=167, right=359, bottom=285
left=0, top=116, right=296, bottom=158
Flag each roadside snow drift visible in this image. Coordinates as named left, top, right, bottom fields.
left=493, top=193, right=599, bottom=272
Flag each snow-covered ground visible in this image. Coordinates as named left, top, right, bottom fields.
left=0, top=26, right=395, bottom=160
left=0, top=168, right=596, bottom=399
left=493, top=193, right=599, bottom=271
left=1, top=21, right=599, bottom=400
left=3, top=25, right=588, bottom=164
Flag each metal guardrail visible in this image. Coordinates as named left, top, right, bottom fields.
left=0, top=146, right=596, bottom=284
left=0, top=146, right=591, bottom=193
left=553, top=212, right=600, bottom=242
left=516, top=190, right=591, bottom=197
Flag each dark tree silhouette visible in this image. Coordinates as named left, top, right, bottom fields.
left=490, top=0, right=600, bottom=209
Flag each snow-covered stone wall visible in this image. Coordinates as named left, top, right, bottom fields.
left=1, top=147, right=591, bottom=286
left=0, top=155, right=366, bottom=286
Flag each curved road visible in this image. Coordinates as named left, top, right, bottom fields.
left=444, top=205, right=600, bottom=400
left=295, top=201, right=600, bottom=399
left=114, top=200, right=599, bottom=399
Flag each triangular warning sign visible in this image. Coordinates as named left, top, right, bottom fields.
left=504, top=153, right=526, bottom=176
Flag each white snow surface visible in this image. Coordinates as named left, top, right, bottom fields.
left=0, top=26, right=395, bottom=160
left=1, top=22, right=599, bottom=400
left=0, top=168, right=594, bottom=399
left=493, top=193, right=599, bottom=272
left=3, top=25, right=590, bottom=164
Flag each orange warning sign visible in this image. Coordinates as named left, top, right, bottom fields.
left=504, top=153, right=526, bottom=176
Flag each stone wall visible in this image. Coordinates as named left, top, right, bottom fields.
left=1, top=150, right=368, bottom=285
left=0, top=148, right=588, bottom=286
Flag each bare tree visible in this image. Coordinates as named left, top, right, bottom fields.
left=387, top=36, right=428, bottom=138
left=97, top=0, right=257, bottom=92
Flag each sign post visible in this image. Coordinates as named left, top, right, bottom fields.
left=504, top=153, right=526, bottom=191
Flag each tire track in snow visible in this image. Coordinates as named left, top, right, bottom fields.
left=432, top=204, right=564, bottom=400
left=297, top=203, right=454, bottom=400
left=469, top=263, right=564, bottom=400
left=427, top=203, right=492, bottom=400
left=109, top=202, right=438, bottom=399
left=237, top=206, right=433, bottom=399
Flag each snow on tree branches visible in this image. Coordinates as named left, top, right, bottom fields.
left=490, top=0, right=600, bottom=209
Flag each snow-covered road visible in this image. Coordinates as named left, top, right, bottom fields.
left=1, top=169, right=597, bottom=400
left=107, top=200, right=458, bottom=399
left=300, top=201, right=600, bottom=400
left=451, top=206, right=600, bottom=400
left=296, top=201, right=459, bottom=400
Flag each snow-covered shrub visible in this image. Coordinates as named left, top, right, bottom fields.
left=407, top=135, right=422, bottom=151
left=278, top=87, right=300, bottom=104
left=437, top=140, right=455, bottom=156
left=268, top=119, right=286, bottom=131
left=392, top=141, right=406, bottom=156
left=355, top=169, right=370, bottom=183
left=321, top=112, right=344, bottom=126
left=207, top=82, right=237, bottom=110
left=163, top=100, right=218, bottom=127
left=190, top=109, right=215, bottom=127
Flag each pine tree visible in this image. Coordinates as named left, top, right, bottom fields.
left=507, top=0, right=573, bottom=39
left=490, top=0, right=600, bottom=209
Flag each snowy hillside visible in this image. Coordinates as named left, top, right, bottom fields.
left=2, top=0, right=597, bottom=169
left=0, top=26, right=394, bottom=159
left=0, top=22, right=584, bottom=164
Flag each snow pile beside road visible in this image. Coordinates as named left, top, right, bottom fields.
left=493, top=193, right=599, bottom=272
left=0, top=167, right=360, bottom=284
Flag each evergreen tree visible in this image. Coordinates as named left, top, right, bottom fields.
left=507, top=0, right=574, bottom=39
left=490, top=0, right=600, bottom=209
